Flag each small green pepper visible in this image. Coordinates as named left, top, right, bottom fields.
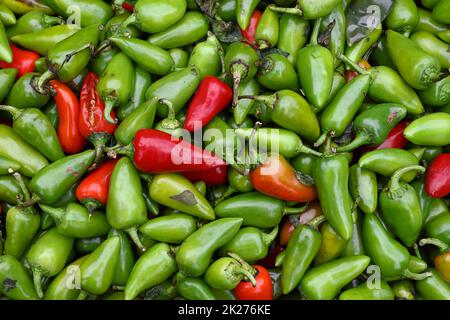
left=418, top=75, right=450, bottom=108
left=349, top=165, right=378, bottom=215
left=404, top=112, right=450, bottom=147
left=188, top=32, right=222, bottom=80
left=139, top=213, right=197, bottom=244
left=277, top=13, right=309, bottom=65
left=256, top=53, right=299, bottom=91
left=6, top=73, right=50, bottom=109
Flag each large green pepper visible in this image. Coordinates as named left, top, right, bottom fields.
left=277, top=13, right=309, bottom=65
left=411, top=31, right=450, bottom=69
left=404, top=112, right=450, bottom=147
left=256, top=53, right=299, bottom=91
left=188, top=32, right=222, bottom=80
left=385, top=0, right=419, bottom=36
left=0, top=255, right=38, bottom=300
left=139, top=213, right=197, bottom=244
left=6, top=73, right=50, bottom=109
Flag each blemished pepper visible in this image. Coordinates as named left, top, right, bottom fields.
left=215, top=191, right=306, bottom=228
left=296, top=17, right=334, bottom=111
left=26, top=228, right=74, bottom=298
left=349, top=165, right=377, bottom=215
left=404, top=113, right=450, bottom=147
left=29, top=150, right=96, bottom=205
left=298, top=255, right=370, bottom=300
left=106, top=157, right=148, bottom=252
left=125, top=243, right=178, bottom=300
left=419, top=238, right=450, bottom=284
left=339, top=281, right=395, bottom=300
left=0, top=255, right=39, bottom=300
left=425, top=154, right=450, bottom=198
left=176, top=218, right=243, bottom=277
left=415, top=269, right=450, bottom=300
left=256, top=53, right=299, bottom=91
left=379, top=165, right=425, bottom=247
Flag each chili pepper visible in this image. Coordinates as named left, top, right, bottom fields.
left=422, top=0, right=440, bottom=8
left=0, top=105, right=64, bottom=162
left=418, top=76, right=450, bottom=108
left=0, top=255, right=38, bottom=300
left=419, top=238, right=449, bottom=284
left=76, top=236, right=120, bottom=299
left=0, top=155, right=21, bottom=175
left=145, top=66, right=200, bottom=118
left=51, top=0, right=113, bottom=27
left=125, top=243, right=178, bottom=300
left=349, top=165, right=377, bottom=215
left=345, top=27, right=382, bottom=68
left=370, top=35, right=396, bottom=70
left=415, top=269, right=450, bottom=299
left=314, top=221, right=347, bottom=265
left=256, top=53, right=299, bottom=91
left=425, top=154, right=450, bottom=198
left=106, top=157, right=147, bottom=252
left=391, top=280, right=415, bottom=300
left=214, top=166, right=253, bottom=204
left=421, top=147, right=444, bottom=166
left=75, top=236, right=104, bottom=254
left=143, top=279, right=177, bottom=300
left=437, top=29, right=450, bottom=43
left=139, top=213, right=197, bottom=244
left=361, top=121, right=410, bottom=153
left=233, top=79, right=260, bottom=126
left=412, top=178, right=449, bottom=225
left=239, top=10, right=262, bottom=46
left=0, top=68, right=17, bottom=102
left=380, top=165, right=425, bottom=247
left=169, top=48, right=189, bottom=71
left=188, top=32, right=222, bottom=80
left=0, top=44, right=39, bottom=78
left=176, top=217, right=243, bottom=277
left=404, top=113, right=450, bottom=147
left=0, top=3, right=15, bottom=26
left=0, top=175, right=25, bottom=205
left=90, top=47, right=119, bottom=77
left=411, top=31, right=450, bottom=69
left=432, top=0, right=450, bottom=23
left=184, top=76, right=232, bottom=133
left=39, top=202, right=110, bottom=238
left=339, top=281, right=395, bottom=300
left=250, top=153, right=317, bottom=203
left=218, top=226, right=278, bottom=263
left=236, top=0, right=260, bottom=30
left=277, top=13, right=309, bottom=65
left=268, top=0, right=340, bottom=20
left=204, top=255, right=257, bottom=290
left=0, top=124, right=48, bottom=177
left=215, top=191, right=306, bottom=228
left=182, top=164, right=228, bottom=186
left=0, top=20, right=11, bottom=63
left=342, top=209, right=365, bottom=257
left=336, top=103, right=407, bottom=152
left=359, top=149, right=420, bottom=183
left=10, top=24, right=80, bottom=56
left=254, top=6, right=279, bottom=49
left=240, top=90, right=320, bottom=143
left=234, top=264, right=272, bottom=300
left=43, top=255, right=88, bottom=300
left=175, top=275, right=216, bottom=300
left=122, top=0, right=186, bottom=34
left=117, top=101, right=157, bottom=147
left=147, top=11, right=208, bottom=49
left=297, top=18, right=334, bottom=111
left=29, top=149, right=96, bottom=205
left=385, top=0, right=419, bottom=36
left=7, top=73, right=50, bottom=109
left=425, top=213, right=450, bottom=244
left=6, top=10, right=63, bottom=37
left=299, top=255, right=370, bottom=300
left=1, top=0, right=52, bottom=14
left=26, top=228, right=74, bottom=298
left=319, top=4, right=345, bottom=67
left=386, top=30, right=440, bottom=90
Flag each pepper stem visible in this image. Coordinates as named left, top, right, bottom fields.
left=313, top=131, right=329, bottom=148
left=307, top=215, right=327, bottom=229
left=419, top=238, right=449, bottom=253
left=120, top=13, right=137, bottom=37
left=297, top=143, right=322, bottom=157
left=103, top=99, right=118, bottom=124
left=88, top=132, right=111, bottom=166
left=238, top=93, right=277, bottom=110
left=77, top=290, right=88, bottom=300
left=388, top=165, right=425, bottom=195
left=39, top=204, right=64, bottom=225
left=159, top=98, right=180, bottom=130
left=268, top=4, right=303, bottom=16
left=401, top=269, right=432, bottom=281
left=94, top=39, right=112, bottom=56
left=310, top=17, right=322, bottom=46
left=231, top=69, right=242, bottom=108
left=105, top=143, right=133, bottom=159
left=0, top=105, right=21, bottom=120
left=125, top=227, right=146, bottom=252
left=413, top=242, right=423, bottom=260
left=43, top=15, right=65, bottom=27
left=236, top=267, right=257, bottom=287
left=227, top=252, right=257, bottom=287
left=32, top=268, right=44, bottom=299
left=12, top=171, right=31, bottom=202
left=262, top=225, right=279, bottom=246
left=284, top=204, right=308, bottom=215
left=34, top=70, right=54, bottom=95
left=336, top=134, right=370, bottom=152
left=336, top=53, right=370, bottom=75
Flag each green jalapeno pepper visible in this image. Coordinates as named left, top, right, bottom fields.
left=203, top=255, right=256, bottom=290
left=432, top=0, right=450, bottom=24
left=0, top=255, right=39, bottom=300
left=255, top=6, right=279, bottom=49
left=0, top=68, right=17, bottom=102
left=425, top=213, right=450, bottom=244
left=404, top=112, right=450, bottom=147
left=75, top=237, right=103, bottom=254
left=349, top=165, right=377, bottom=215
left=139, top=213, right=197, bottom=244
left=177, top=275, right=217, bottom=300
left=256, top=53, right=299, bottom=91
left=416, top=7, right=446, bottom=34
left=51, top=0, right=113, bottom=27
left=418, top=75, right=450, bottom=107
left=392, top=280, right=415, bottom=300
left=314, top=221, right=347, bottom=266
left=188, top=32, right=222, bottom=80
left=411, top=31, right=450, bottom=69
left=236, top=0, right=260, bottom=30
left=415, top=269, right=450, bottom=300
left=7, top=73, right=50, bottom=109
left=233, top=78, right=260, bottom=125
left=385, top=0, right=419, bottom=37
left=339, top=281, right=395, bottom=300
left=277, top=13, right=309, bottom=65
left=0, top=175, right=25, bottom=205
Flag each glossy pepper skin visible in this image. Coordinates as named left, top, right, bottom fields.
left=404, top=113, right=450, bottom=147
left=432, top=0, right=450, bottom=24
left=250, top=153, right=317, bottom=203
left=50, top=80, right=87, bottom=154
left=110, top=228, right=135, bottom=286
left=125, top=243, right=178, bottom=300
left=177, top=218, right=243, bottom=277
left=29, top=150, right=96, bottom=205
left=139, top=213, right=197, bottom=244
left=257, top=54, right=299, bottom=91
left=254, top=6, right=279, bottom=49
left=425, top=154, right=450, bottom=198
left=106, top=157, right=147, bottom=252
left=234, top=264, right=273, bottom=300
left=188, top=32, right=222, bottom=80
left=349, top=165, right=377, bottom=214
left=0, top=43, right=39, bottom=78
left=0, top=255, right=38, bottom=300
left=268, top=0, right=340, bottom=20
left=419, top=238, right=450, bottom=284
left=418, top=75, right=450, bottom=107
left=277, top=13, right=309, bottom=64
left=415, top=269, right=450, bottom=300
left=314, top=221, right=347, bottom=265
left=177, top=276, right=217, bottom=300
left=425, top=213, right=450, bottom=244
left=204, top=256, right=257, bottom=290
left=385, top=0, right=419, bottom=36
left=0, top=105, right=65, bottom=162
left=7, top=73, right=50, bottom=109
left=314, top=153, right=353, bottom=241
left=380, top=165, right=425, bottom=247
left=6, top=10, right=63, bottom=37
left=184, top=76, right=232, bottom=132
left=240, top=10, right=262, bottom=46
left=299, top=256, right=370, bottom=300
left=0, top=68, right=17, bottom=102
left=236, top=0, right=260, bottom=30
left=411, top=31, right=450, bottom=69
left=339, top=281, right=395, bottom=300
left=51, top=0, right=113, bottom=27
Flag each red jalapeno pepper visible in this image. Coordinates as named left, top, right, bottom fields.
left=240, top=10, right=263, bottom=47
left=426, top=153, right=450, bottom=198
left=79, top=71, right=118, bottom=160
left=181, top=164, right=228, bottom=185
left=0, top=43, right=39, bottom=78
left=234, top=265, right=273, bottom=300
left=76, top=158, right=119, bottom=213
left=184, top=76, right=233, bottom=132
left=50, top=80, right=87, bottom=154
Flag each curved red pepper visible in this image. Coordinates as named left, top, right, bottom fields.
left=184, top=76, right=233, bottom=132
left=181, top=164, right=228, bottom=185
left=76, top=158, right=119, bottom=212
left=240, top=10, right=262, bottom=47
left=234, top=265, right=273, bottom=300
left=426, top=153, right=450, bottom=198
left=50, top=80, right=87, bottom=154
left=131, top=129, right=226, bottom=173
left=0, top=43, right=39, bottom=78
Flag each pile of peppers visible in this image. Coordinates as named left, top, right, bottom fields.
left=0, top=0, right=449, bottom=301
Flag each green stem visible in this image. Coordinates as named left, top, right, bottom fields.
left=32, top=269, right=44, bottom=299
left=0, top=105, right=21, bottom=120
left=413, top=242, right=423, bottom=260
left=419, top=238, right=449, bottom=253
left=103, top=99, right=118, bottom=124
left=12, top=172, right=31, bottom=202
left=238, top=93, right=277, bottom=110
left=43, top=15, right=65, bottom=27
left=237, top=268, right=257, bottom=287
left=268, top=4, right=303, bottom=16
left=105, top=143, right=133, bottom=159
left=125, top=227, right=146, bottom=252
left=336, top=53, right=370, bottom=75
left=39, top=203, right=64, bottom=225
left=34, top=70, right=54, bottom=95
left=307, top=215, right=327, bottom=229
left=284, top=205, right=308, bottom=215
left=227, top=252, right=257, bottom=287
left=388, top=165, right=425, bottom=194
left=401, top=269, right=432, bottom=281
left=94, top=39, right=112, bottom=56
left=336, top=134, right=370, bottom=152
left=262, top=225, right=279, bottom=246
left=231, top=68, right=243, bottom=108
left=77, top=290, right=88, bottom=300
left=120, top=13, right=136, bottom=36
left=310, top=17, right=322, bottom=46
left=313, top=131, right=328, bottom=148
left=159, top=98, right=180, bottom=130
left=297, top=143, right=322, bottom=157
